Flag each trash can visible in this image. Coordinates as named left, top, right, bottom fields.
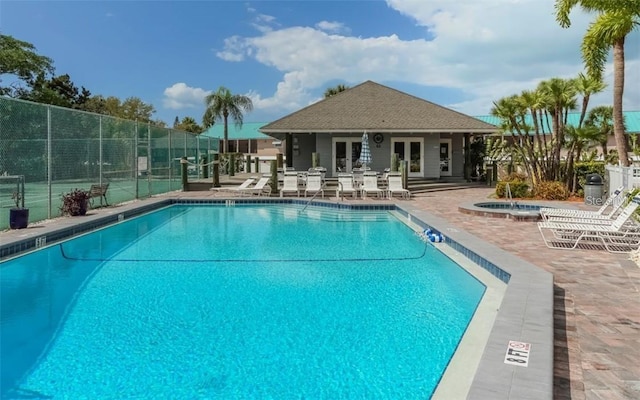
left=584, top=173, right=604, bottom=206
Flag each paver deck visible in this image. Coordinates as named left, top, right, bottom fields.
left=2, top=184, right=638, bottom=399
left=409, top=187, right=640, bottom=400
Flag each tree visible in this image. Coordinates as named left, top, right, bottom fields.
left=585, top=105, right=614, bottom=155
left=174, top=116, right=203, bottom=134
left=555, top=0, right=640, bottom=166
left=20, top=73, right=89, bottom=109
left=120, top=97, right=155, bottom=123
left=0, top=34, right=54, bottom=96
left=324, top=84, right=350, bottom=98
left=573, top=72, right=606, bottom=128
left=491, top=76, right=581, bottom=187
left=202, top=86, right=253, bottom=153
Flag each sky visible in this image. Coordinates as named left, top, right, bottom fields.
left=1, top=0, right=639, bottom=126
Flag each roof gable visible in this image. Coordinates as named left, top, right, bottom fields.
left=260, top=80, right=497, bottom=133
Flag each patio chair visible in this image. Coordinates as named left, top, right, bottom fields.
left=362, top=172, right=384, bottom=199
left=336, top=174, right=358, bottom=199
left=537, top=195, right=640, bottom=253
left=212, top=177, right=256, bottom=196
left=387, top=175, right=410, bottom=199
left=539, top=185, right=626, bottom=221
left=241, top=176, right=272, bottom=197
left=304, top=173, right=324, bottom=198
left=280, top=173, right=300, bottom=197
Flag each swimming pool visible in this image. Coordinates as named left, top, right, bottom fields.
left=1, top=204, right=486, bottom=399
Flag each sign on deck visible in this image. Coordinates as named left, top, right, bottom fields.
left=504, top=340, right=531, bottom=367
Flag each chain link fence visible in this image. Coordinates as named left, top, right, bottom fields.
left=0, top=97, right=218, bottom=230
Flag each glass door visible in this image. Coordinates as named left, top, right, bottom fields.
left=333, top=138, right=362, bottom=174
left=440, top=139, right=452, bottom=177
left=391, top=138, right=423, bottom=177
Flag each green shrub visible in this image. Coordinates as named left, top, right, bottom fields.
left=496, top=181, right=529, bottom=198
left=533, top=181, right=569, bottom=200
left=504, top=172, right=528, bottom=182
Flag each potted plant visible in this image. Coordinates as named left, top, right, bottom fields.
left=60, top=188, right=91, bottom=216
left=9, top=191, right=29, bottom=229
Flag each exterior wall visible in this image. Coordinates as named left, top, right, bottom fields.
left=291, top=134, right=316, bottom=170
left=424, top=134, right=441, bottom=178
left=312, top=132, right=466, bottom=178
left=451, top=134, right=464, bottom=177
left=221, top=138, right=284, bottom=156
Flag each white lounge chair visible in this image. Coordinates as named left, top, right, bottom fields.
left=540, top=185, right=626, bottom=221
left=537, top=195, right=640, bottom=253
left=212, top=177, right=256, bottom=196
left=336, top=174, right=358, bottom=199
left=387, top=175, right=410, bottom=199
left=280, top=173, right=300, bottom=197
left=361, top=172, right=384, bottom=199
left=304, top=173, right=324, bottom=198
left=241, top=176, right=272, bottom=197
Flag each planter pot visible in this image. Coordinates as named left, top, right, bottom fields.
left=9, top=208, right=29, bottom=229
left=69, top=201, right=88, bottom=216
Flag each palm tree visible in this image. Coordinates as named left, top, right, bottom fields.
left=585, top=105, right=614, bottom=155
left=573, top=72, right=606, bottom=128
left=536, top=77, right=577, bottom=178
left=323, top=84, right=349, bottom=98
left=202, top=86, right=253, bottom=153
left=555, top=0, right=640, bottom=166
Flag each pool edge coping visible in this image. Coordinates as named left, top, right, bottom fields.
left=0, top=197, right=554, bottom=400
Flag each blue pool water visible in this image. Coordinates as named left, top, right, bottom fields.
left=1, top=204, right=485, bottom=399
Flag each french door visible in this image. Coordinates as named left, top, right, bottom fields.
left=332, top=138, right=362, bottom=174
left=440, top=139, right=452, bottom=177
left=391, top=138, right=423, bottom=177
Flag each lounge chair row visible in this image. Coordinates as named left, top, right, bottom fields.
left=537, top=187, right=640, bottom=253
left=280, top=172, right=410, bottom=199
left=335, top=173, right=409, bottom=199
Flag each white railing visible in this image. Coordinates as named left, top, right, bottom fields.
left=605, top=165, right=640, bottom=193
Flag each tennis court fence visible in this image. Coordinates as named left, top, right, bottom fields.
left=0, top=97, right=219, bottom=230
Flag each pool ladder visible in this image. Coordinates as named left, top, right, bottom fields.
left=301, top=180, right=336, bottom=212
left=505, top=182, right=517, bottom=209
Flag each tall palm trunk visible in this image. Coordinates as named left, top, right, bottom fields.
left=223, top=113, right=229, bottom=153
left=613, top=38, right=629, bottom=166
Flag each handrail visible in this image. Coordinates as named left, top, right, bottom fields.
left=505, top=182, right=517, bottom=208
left=301, top=180, right=332, bottom=212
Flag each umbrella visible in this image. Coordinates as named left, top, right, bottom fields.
left=360, top=131, right=372, bottom=170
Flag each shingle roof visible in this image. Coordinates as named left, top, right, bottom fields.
left=475, top=111, right=640, bottom=135
left=202, top=122, right=273, bottom=140
left=259, top=80, right=498, bottom=134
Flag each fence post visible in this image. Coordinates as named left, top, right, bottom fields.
left=391, top=153, right=399, bottom=172
left=246, top=154, right=252, bottom=173
left=270, top=160, right=278, bottom=189
left=229, top=153, right=235, bottom=176
left=201, top=154, right=208, bottom=178
left=212, top=153, right=220, bottom=188
left=181, top=157, right=188, bottom=191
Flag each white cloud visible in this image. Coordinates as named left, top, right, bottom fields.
left=162, top=83, right=211, bottom=110
left=218, top=0, right=640, bottom=116
left=315, top=21, right=349, bottom=34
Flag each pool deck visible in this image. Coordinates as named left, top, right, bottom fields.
left=1, top=184, right=638, bottom=399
